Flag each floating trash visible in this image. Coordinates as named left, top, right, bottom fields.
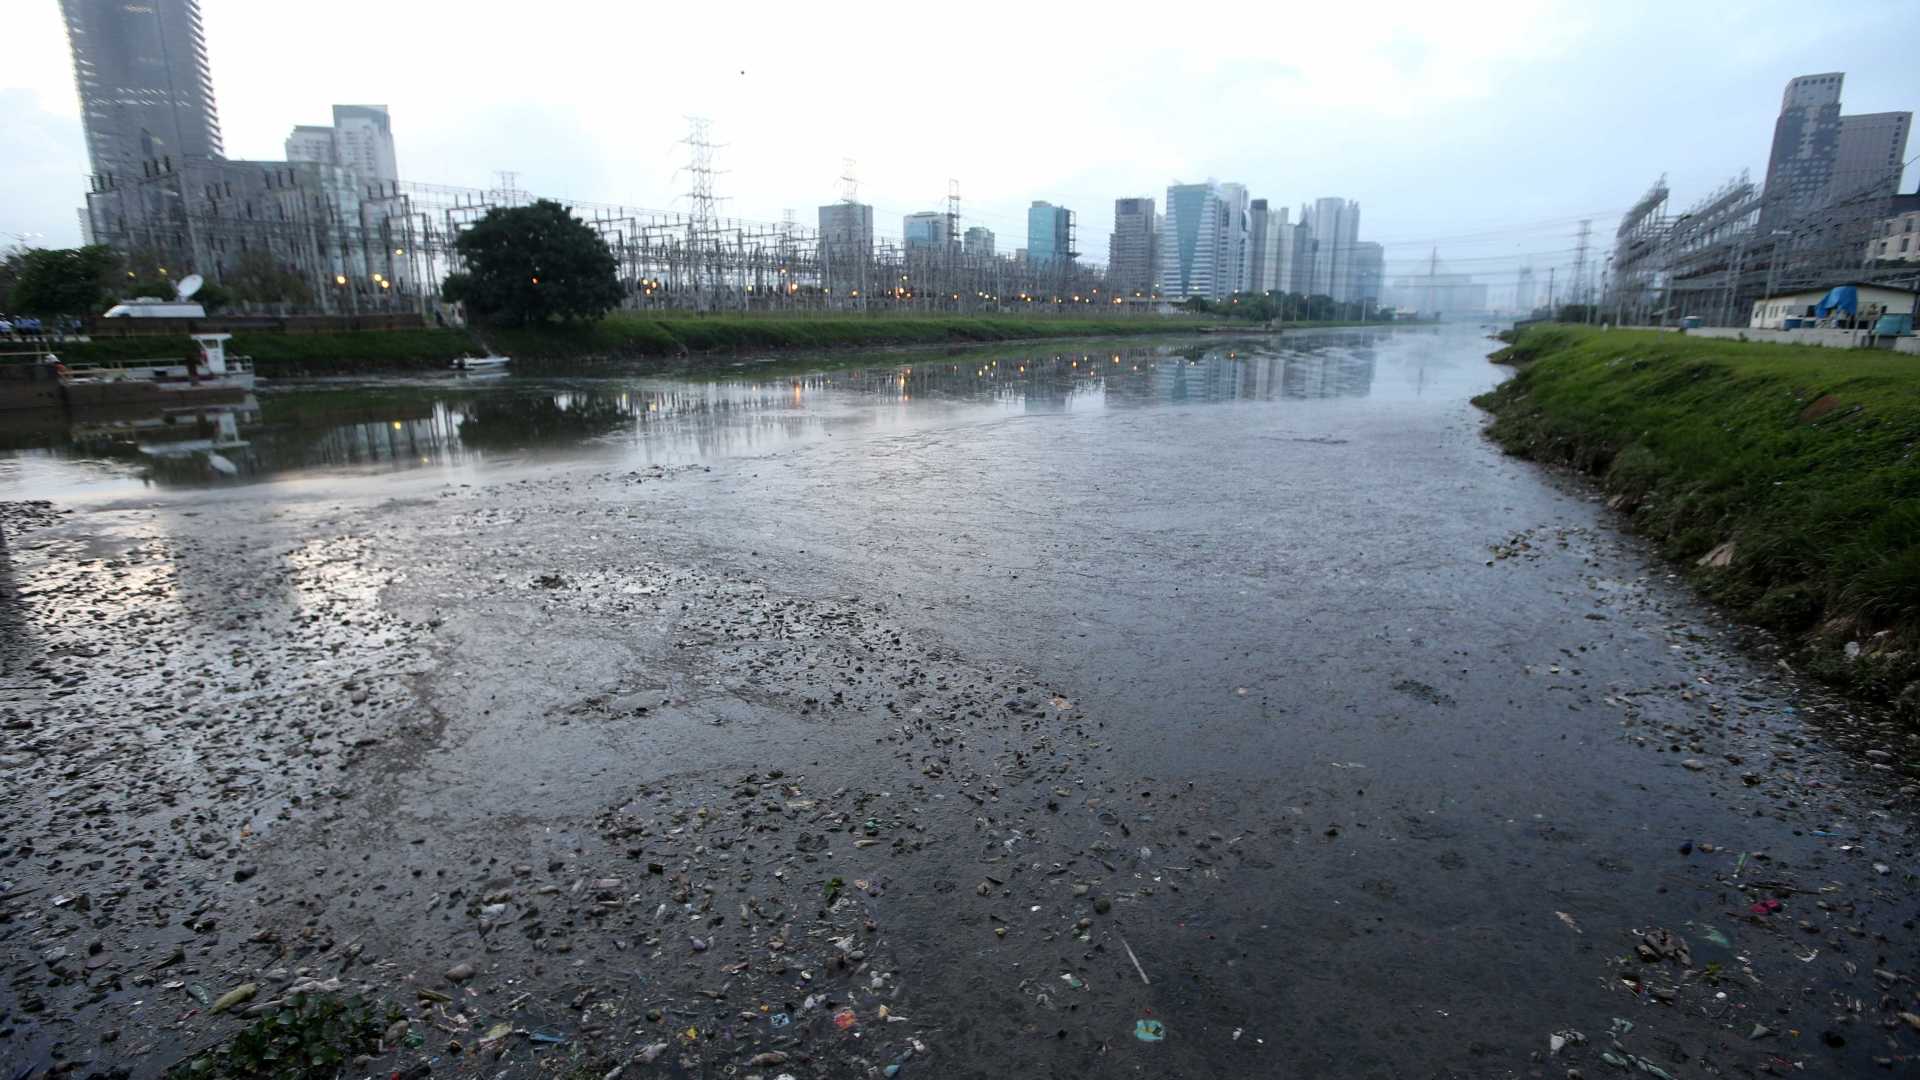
left=1134, top=1018, right=1166, bottom=1042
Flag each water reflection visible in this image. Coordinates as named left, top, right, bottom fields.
left=0, top=330, right=1423, bottom=495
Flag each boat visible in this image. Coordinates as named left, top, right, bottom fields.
left=57, top=333, right=256, bottom=406
left=450, top=354, right=511, bottom=371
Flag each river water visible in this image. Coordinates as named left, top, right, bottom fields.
left=0, top=330, right=1438, bottom=500
left=1, top=326, right=1911, bottom=1079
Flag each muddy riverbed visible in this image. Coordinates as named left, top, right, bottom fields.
left=2, top=327, right=1916, bottom=1079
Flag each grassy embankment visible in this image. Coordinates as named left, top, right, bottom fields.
left=1474, top=324, right=1920, bottom=714
left=52, top=313, right=1255, bottom=375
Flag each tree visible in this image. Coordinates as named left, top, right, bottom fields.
left=451, top=200, right=620, bottom=325
left=222, top=249, right=312, bottom=306
left=9, top=245, right=121, bottom=316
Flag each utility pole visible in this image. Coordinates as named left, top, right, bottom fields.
left=1570, top=219, right=1591, bottom=317
left=1546, top=267, right=1556, bottom=317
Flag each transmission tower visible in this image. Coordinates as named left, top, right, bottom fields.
left=839, top=158, right=860, bottom=204
left=1570, top=219, right=1592, bottom=306
left=493, top=170, right=523, bottom=207
left=680, top=117, right=726, bottom=310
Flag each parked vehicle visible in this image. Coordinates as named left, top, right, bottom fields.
left=14, top=316, right=43, bottom=335
left=0, top=318, right=13, bottom=336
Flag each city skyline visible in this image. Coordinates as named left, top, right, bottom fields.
left=7, top=0, right=1916, bottom=300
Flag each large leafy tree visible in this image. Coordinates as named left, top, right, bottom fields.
left=9, top=245, right=122, bottom=316
left=450, top=200, right=620, bottom=325
left=223, top=249, right=313, bottom=306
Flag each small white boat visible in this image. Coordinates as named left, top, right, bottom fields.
left=450, top=354, right=511, bottom=371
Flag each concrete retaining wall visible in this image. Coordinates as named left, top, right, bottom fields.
left=1681, top=327, right=1872, bottom=349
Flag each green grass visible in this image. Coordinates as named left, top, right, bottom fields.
left=1474, top=325, right=1920, bottom=715
left=54, top=329, right=472, bottom=373
left=483, top=312, right=1230, bottom=359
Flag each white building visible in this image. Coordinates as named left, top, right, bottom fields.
left=1249, top=201, right=1299, bottom=296
left=1302, top=197, right=1360, bottom=300
left=1750, top=283, right=1917, bottom=328
left=283, top=105, right=399, bottom=187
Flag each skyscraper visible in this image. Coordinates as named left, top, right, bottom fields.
left=1108, top=197, right=1158, bottom=294
left=1158, top=181, right=1249, bottom=300
left=1762, top=73, right=1912, bottom=228
left=1248, top=200, right=1298, bottom=296
left=1515, top=265, right=1537, bottom=313
left=1027, top=202, right=1076, bottom=268
left=62, top=0, right=224, bottom=184
left=963, top=226, right=995, bottom=258
left=1301, top=198, right=1360, bottom=301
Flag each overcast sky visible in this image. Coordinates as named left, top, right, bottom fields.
left=5, top=0, right=1917, bottom=301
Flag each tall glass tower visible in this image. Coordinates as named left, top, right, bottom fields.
left=61, top=0, right=225, bottom=185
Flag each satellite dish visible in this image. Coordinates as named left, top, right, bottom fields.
left=177, top=273, right=204, bottom=300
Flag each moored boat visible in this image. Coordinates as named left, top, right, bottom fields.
left=450, top=354, right=511, bottom=371
left=57, top=333, right=256, bottom=406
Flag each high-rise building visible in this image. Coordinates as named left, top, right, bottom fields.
left=1301, top=198, right=1361, bottom=301
left=1157, top=181, right=1249, bottom=300
left=1352, top=242, right=1384, bottom=306
left=1108, top=197, right=1158, bottom=294
left=1762, top=73, right=1912, bottom=228
left=1248, top=200, right=1299, bottom=296
left=1515, top=265, right=1537, bottom=313
left=283, top=105, right=400, bottom=187
left=902, top=211, right=950, bottom=251
left=818, top=201, right=873, bottom=293
left=1027, top=201, right=1076, bottom=268
left=62, top=0, right=225, bottom=184
left=963, top=226, right=995, bottom=258
left=1247, top=200, right=1271, bottom=293
left=286, top=126, right=337, bottom=166
left=332, top=106, right=400, bottom=185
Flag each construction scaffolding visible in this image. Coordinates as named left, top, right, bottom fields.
left=1607, top=158, right=1919, bottom=326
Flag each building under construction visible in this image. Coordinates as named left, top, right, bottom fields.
left=1606, top=72, right=1915, bottom=326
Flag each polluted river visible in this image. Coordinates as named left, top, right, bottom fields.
left=1, top=326, right=1915, bottom=1079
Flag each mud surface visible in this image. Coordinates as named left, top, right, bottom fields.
left=3, top=327, right=1916, bottom=1079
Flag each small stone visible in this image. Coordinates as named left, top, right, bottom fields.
left=446, top=962, right=475, bottom=982
left=748, top=1052, right=789, bottom=1066
left=637, top=1042, right=669, bottom=1064
left=1093, top=897, right=1112, bottom=915
left=1681, top=759, right=1706, bottom=771
left=233, top=864, right=257, bottom=883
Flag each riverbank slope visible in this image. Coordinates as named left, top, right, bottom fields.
left=1474, top=324, right=1920, bottom=714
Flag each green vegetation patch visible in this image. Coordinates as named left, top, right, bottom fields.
left=54, top=329, right=473, bottom=373
left=486, top=313, right=1226, bottom=360
left=167, top=994, right=400, bottom=1080
left=1474, top=325, right=1920, bottom=714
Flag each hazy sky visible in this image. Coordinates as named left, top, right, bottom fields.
left=5, top=0, right=1917, bottom=301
